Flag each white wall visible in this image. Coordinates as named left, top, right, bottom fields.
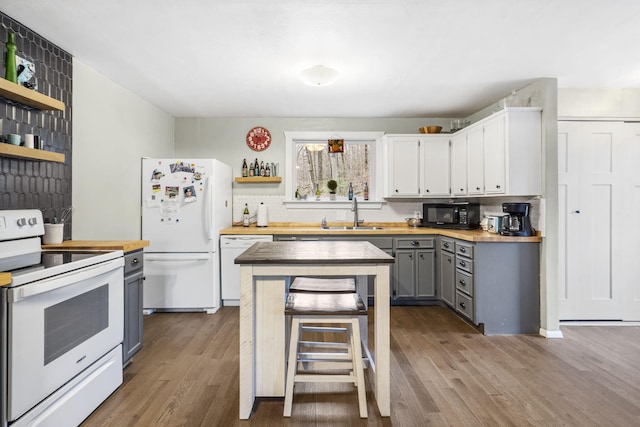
left=72, top=59, right=175, bottom=239
left=559, top=89, right=640, bottom=117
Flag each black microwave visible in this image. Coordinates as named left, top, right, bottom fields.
left=421, top=203, right=480, bottom=229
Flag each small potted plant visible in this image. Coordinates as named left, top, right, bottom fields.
left=327, top=180, right=338, bottom=200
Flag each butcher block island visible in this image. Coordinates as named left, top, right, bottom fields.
left=234, top=241, right=394, bottom=419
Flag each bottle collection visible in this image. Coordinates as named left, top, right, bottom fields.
left=241, top=158, right=277, bottom=177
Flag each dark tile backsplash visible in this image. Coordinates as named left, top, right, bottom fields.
left=1, top=12, right=73, bottom=238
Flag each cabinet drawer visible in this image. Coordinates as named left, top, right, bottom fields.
left=455, top=291, right=474, bottom=321
left=124, top=250, right=144, bottom=276
left=455, top=269, right=473, bottom=297
left=455, top=242, right=474, bottom=259
left=455, top=256, right=473, bottom=273
left=440, top=238, right=455, bottom=253
left=395, top=238, right=435, bottom=250
left=364, top=237, right=394, bottom=250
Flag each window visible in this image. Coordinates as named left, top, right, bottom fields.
left=284, top=131, right=385, bottom=203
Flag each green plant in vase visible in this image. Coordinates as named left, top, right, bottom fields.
left=327, top=180, right=338, bottom=200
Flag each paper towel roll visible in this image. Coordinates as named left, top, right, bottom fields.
left=257, top=202, right=268, bottom=227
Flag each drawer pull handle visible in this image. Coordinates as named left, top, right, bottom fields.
left=131, top=258, right=140, bottom=264
left=412, top=241, right=419, bottom=246
left=459, top=302, right=466, bottom=309
left=460, top=247, right=466, bottom=253
left=459, top=261, right=466, bottom=267
left=443, top=242, right=450, bottom=248
left=459, top=280, right=466, bottom=286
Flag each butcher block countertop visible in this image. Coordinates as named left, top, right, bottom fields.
left=220, top=222, right=542, bottom=243
left=0, top=273, right=10, bottom=287
left=41, top=240, right=150, bottom=253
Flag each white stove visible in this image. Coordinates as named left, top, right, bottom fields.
left=1, top=209, right=124, bottom=427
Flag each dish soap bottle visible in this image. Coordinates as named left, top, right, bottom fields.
left=347, top=182, right=353, bottom=200
left=243, top=204, right=250, bottom=227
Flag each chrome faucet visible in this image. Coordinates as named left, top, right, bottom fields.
left=351, top=196, right=359, bottom=227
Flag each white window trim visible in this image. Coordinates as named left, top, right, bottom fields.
left=284, top=131, right=385, bottom=209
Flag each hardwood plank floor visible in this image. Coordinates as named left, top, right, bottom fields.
left=82, top=306, right=640, bottom=426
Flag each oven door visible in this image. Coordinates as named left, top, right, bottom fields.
left=7, top=258, right=124, bottom=422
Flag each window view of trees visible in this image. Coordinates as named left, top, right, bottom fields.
left=295, top=142, right=371, bottom=199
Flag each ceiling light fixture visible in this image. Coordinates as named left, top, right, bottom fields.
left=300, top=65, right=340, bottom=87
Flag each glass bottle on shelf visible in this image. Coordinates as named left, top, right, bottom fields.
left=347, top=182, right=353, bottom=200
left=5, top=32, right=17, bottom=83
left=364, top=182, right=369, bottom=200
left=243, top=204, right=250, bottom=227
left=315, top=184, right=321, bottom=201
left=249, top=162, right=254, bottom=177
left=260, top=161, right=265, bottom=177
left=254, top=159, right=260, bottom=176
left=242, top=159, right=248, bottom=177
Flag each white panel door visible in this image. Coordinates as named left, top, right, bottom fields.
left=558, top=121, right=640, bottom=320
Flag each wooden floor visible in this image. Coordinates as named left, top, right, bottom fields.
left=82, top=306, right=640, bottom=426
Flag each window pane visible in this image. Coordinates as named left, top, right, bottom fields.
left=295, top=142, right=370, bottom=198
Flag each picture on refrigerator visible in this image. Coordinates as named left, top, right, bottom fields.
left=141, top=158, right=232, bottom=313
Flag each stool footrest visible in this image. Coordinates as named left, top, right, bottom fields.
left=301, top=326, right=348, bottom=333
left=299, top=340, right=348, bottom=349
left=294, top=374, right=356, bottom=383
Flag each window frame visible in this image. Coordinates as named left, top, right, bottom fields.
left=284, top=131, right=385, bottom=207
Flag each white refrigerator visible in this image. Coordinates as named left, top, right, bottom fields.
left=141, top=158, right=232, bottom=313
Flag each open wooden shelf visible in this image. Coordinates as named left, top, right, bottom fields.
left=0, top=143, right=65, bottom=163
left=235, top=176, right=282, bottom=183
left=0, top=78, right=65, bottom=111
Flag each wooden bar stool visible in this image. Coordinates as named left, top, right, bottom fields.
left=289, top=276, right=357, bottom=336
left=283, top=292, right=368, bottom=418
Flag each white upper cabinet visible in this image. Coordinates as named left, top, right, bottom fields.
left=385, top=135, right=421, bottom=196
left=422, top=135, right=451, bottom=197
left=450, top=132, right=468, bottom=196
left=385, top=135, right=451, bottom=198
left=466, top=125, right=485, bottom=195
left=384, top=107, right=542, bottom=199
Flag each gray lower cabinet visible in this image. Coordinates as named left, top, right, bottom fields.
left=393, top=238, right=436, bottom=303
left=454, top=241, right=475, bottom=322
left=439, top=237, right=540, bottom=335
left=272, top=233, right=540, bottom=333
left=438, top=238, right=455, bottom=307
left=123, top=249, right=144, bottom=366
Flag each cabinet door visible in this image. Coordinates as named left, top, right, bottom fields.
left=416, top=249, right=436, bottom=297
left=388, top=137, right=421, bottom=196
left=466, top=126, right=484, bottom=195
left=123, top=272, right=144, bottom=364
left=451, top=132, right=468, bottom=196
left=422, top=136, right=451, bottom=196
left=394, top=250, right=416, bottom=299
left=439, top=251, right=455, bottom=306
left=484, top=115, right=506, bottom=194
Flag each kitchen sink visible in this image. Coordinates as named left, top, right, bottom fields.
left=322, top=226, right=384, bottom=230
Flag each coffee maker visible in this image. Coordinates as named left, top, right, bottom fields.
left=500, top=203, right=533, bottom=236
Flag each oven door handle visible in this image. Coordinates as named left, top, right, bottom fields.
left=9, top=259, right=123, bottom=303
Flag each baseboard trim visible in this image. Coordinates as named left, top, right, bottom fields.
left=539, top=328, right=564, bottom=338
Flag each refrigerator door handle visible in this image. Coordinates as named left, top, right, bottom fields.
left=145, top=254, right=211, bottom=261
left=206, top=177, right=214, bottom=241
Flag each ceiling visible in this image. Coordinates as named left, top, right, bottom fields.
left=2, top=0, right=640, bottom=118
